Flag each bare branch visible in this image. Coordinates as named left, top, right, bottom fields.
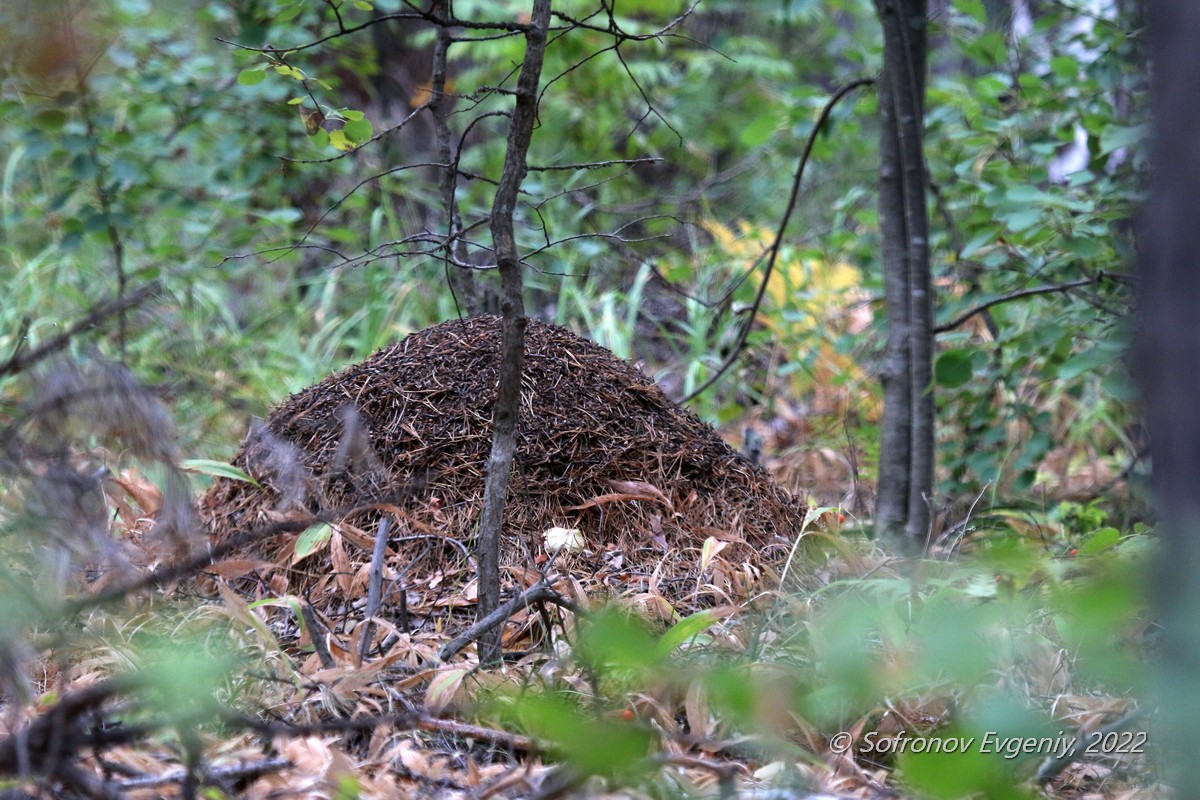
left=528, top=157, right=660, bottom=171
left=295, top=161, right=452, bottom=249
left=322, top=0, right=347, bottom=33
left=0, top=283, right=160, bottom=379
left=417, top=715, right=534, bottom=751
left=551, top=1, right=700, bottom=41
left=438, top=579, right=576, bottom=662
left=612, top=44, right=684, bottom=145
left=681, top=77, right=876, bottom=405
left=214, top=11, right=531, bottom=57
left=115, top=759, right=293, bottom=791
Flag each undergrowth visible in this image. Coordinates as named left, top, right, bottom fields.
left=0, top=370, right=1158, bottom=798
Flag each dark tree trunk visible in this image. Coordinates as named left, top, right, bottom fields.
left=1138, top=1, right=1200, bottom=792
left=429, top=0, right=480, bottom=314
left=873, top=0, right=933, bottom=547
left=475, top=0, right=553, bottom=665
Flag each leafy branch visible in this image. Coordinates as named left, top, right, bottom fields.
left=933, top=274, right=1120, bottom=334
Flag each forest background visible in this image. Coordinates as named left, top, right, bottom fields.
left=0, top=0, right=1157, bottom=798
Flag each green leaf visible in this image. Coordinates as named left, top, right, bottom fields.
left=517, top=694, right=653, bottom=779
left=1001, top=208, right=1042, bottom=233
left=960, top=230, right=995, bottom=259
left=277, top=2, right=304, bottom=21
left=34, top=109, right=68, bottom=131
left=328, top=129, right=353, bottom=151
left=740, top=112, right=778, bottom=148
left=1065, top=237, right=1101, bottom=259
left=1077, top=527, right=1122, bottom=555
left=181, top=459, right=262, bottom=487
left=935, top=349, right=974, bottom=389
left=1057, top=343, right=1119, bottom=381
left=1101, top=369, right=1137, bottom=402
left=293, top=523, right=333, bottom=563
left=273, top=64, right=305, bottom=81
left=1099, top=123, right=1149, bottom=155
left=237, top=68, right=267, bottom=86
left=354, top=0, right=373, bottom=9
left=287, top=96, right=307, bottom=105
left=342, top=118, right=373, bottom=144
left=249, top=595, right=306, bottom=629
left=653, top=609, right=716, bottom=659
left=902, top=740, right=1020, bottom=799
left=1050, top=55, right=1078, bottom=80
left=952, top=0, right=986, bottom=23
left=578, top=608, right=658, bottom=672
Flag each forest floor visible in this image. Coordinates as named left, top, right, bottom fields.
left=3, top=322, right=1159, bottom=799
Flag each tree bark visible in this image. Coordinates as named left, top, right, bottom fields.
left=874, top=57, right=913, bottom=541
left=1138, top=1, right=1200, bottom=792
left=429, top=0, right=479, bottom=313
left=873, top=0, right=932, bottom=547
left=475, top=0, right=552, bottom=665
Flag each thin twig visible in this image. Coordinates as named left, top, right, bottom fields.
left=115, top=758, right=292, bottom=790
left=1035, top=706, right=1149, bottom=785
left=528, top=157, right=660, bottom=171
left=214, top=12, right=530, bottom=57
left=933, top=276, right=1098, bottom=334
left=300, top=601, right=335, bottom=670
left=69, top=19, right=129, bottom=358
left=681, top=77, right=876, bottom=405
left=359, top=515, right=392, bottom=664
left=437, top=580, right=576, bottom=662
left=221, top=708, right=421, bottom=738
left=416, top=715, right=533, bottom=751
left=0, top=282, right=160, bottom=379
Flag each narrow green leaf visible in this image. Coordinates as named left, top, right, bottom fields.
left=654, top=610, right=715, bottom=659
left=287, top=96, right=307, bottom=105
left=181, top=459, right=262, bottom=487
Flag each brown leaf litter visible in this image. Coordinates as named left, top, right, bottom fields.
left=199, top=315, right=809, bottom=627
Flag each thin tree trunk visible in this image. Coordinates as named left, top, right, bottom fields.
left=874, top=55, right=913, bottom=542
left=1138, top=2, right=1200, bottom=792
left=475, top=0, right=552, bottom=665
left=429, top=0, right=479, bottom=313
left=874, top=0, right=932, bottom=546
